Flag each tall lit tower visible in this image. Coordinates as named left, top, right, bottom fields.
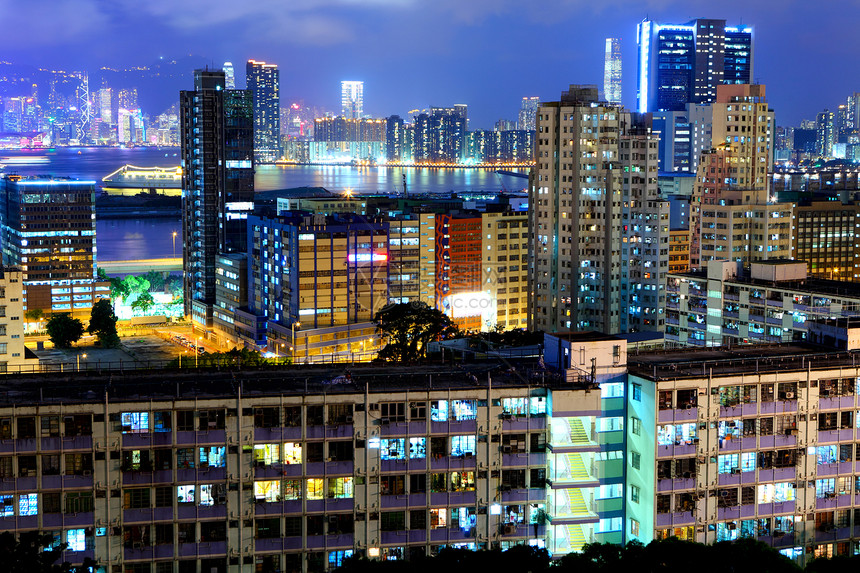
left=246, top=60, right=282, bottom=162
left=341, top=81, right=364, bottom=119
left=223, top=62, right=235, bottom=89
left=518, top=96, right=540, bottom=131
left=528, top=85, right=668, bottom=334
left=180, top=69, right=255, bottom=326
left=603, top=38, right=622, bottom=105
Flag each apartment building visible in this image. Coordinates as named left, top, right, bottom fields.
left=0, top=355, right=624, bottom=572
left=628, top=327, right=860, bottom=563
left=0, top=267, right=27, bottom=371
left=666, top=260, right=860, bottom=347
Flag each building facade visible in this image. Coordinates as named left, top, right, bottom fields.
left=180, top=69, right=255, bottom=327
left=603, top=39, right=622, bottom=106
left=665, top=260, right=860, bottom=347
left=529, top=85, right=667, bottom=335
left=341, top=81, right=364, bottom=119
left=637, top=19, right=754, bottom=113
left=0, top=176, right=108, bottom=317
left=247, top=60, right=282, bottom=163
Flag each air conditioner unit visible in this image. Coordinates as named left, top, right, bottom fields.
left=380, top=418, right=390, bottom=425
left=785, top=392, right=795, bottom=399
left=345, top=416, right=354, bottom=423
left=503, top=525, right=515, bottom=535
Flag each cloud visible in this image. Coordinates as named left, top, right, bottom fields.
left=0, top=0, right=108, bottom=45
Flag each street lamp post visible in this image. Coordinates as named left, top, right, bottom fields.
left=291, top=321, right=300, bottom=359
left=172, top=231, right=178, bottom=259
left=77, top=353, right=87, bottom=372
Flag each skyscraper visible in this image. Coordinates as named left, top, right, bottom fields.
left=817, top=109, right=835, bottom=157
left=341, top=81, right=364, bottom=119
left=223, top=61, right=235, bottom=89
left=0, top=176, right=109, bottom=317
left=246, top=60, right=282, bottom=162
left=180, top=69, right=255, bottom=326
left=518, top=96, right=540, bottom=131
left=636, top=18, right=753, bottom=113
left=413, top=107, right=466, bottom=164
left=603, top=38, right=622, bottom=105
left=528, top=85, right=668, bottom=334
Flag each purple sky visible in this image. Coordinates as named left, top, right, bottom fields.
left=1, top=0, right=857, bottom=130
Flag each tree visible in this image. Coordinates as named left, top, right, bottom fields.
left=24, top=308, right=44, bottom=321
left=0, top=530, right=97, bottom=573
left=373, top=302, right=459, bottom=362
left=45, top=314, right=84, bottom=349
left=130, top=291, right=155, bottom=315
left=88, top=299, right=120, bottom=348
left=143, top=270, right=165, bottom=292
left=108, top=276, right=129, bottom=301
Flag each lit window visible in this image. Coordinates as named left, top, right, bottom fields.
left=381, top=439, right=405, bottom=460
left=327, top=477, right=354, bottom=499
left=66, top=529, right=86, bottom=552
left=408, top=438, right=426, bottom=459
left=120, top=412, right=149, bottom=434
left=18, top=493, right=37, bottom=516
left=307, top=478, right=324, bottom=500
left=177, top=485, right=195, bottom=503
left=284, top=442, right=302, bottom=464
left=253, top=444, right=280, bottom=466
left=254, top=480, right=281, bottom=502
left=430, top=400, right=448, bottom=421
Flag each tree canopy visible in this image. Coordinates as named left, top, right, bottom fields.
left=88, top=299, right=120, bottom=348
left=333, top=540, right=814, bottom=573
left=45, top=314, right=84, bottom=349
left=373, top=302, right=459, bottom=362
left=0, top=531, right=96, bottom=573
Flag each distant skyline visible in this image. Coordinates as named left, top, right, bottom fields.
left=0, top=0, right=857, bottom=129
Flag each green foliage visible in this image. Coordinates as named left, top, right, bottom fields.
left=168, top=348, right=276, bottom=368
left=96, top=267, right=108, bottom=281
left=45, top=314, right=84, bottom=349
left=122, top=275, right=151, bottom=297
left=142, top=270, right=166, bottom=292
left=130, top=292, right=155, bottom=314
left=24, top=308, right=44, bottom=321
left=333, top=540, right=807, bottom=573
left=478, top=327, right=544, bottom=347
left=373, top=302, right=459, bottom=362
left=0, top=530, right=98, bottom=572
left=108, top=276, right=129, bottom=300
left=88, top=299, right=120, bottom=348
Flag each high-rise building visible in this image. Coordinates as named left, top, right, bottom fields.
left=247, top=60, right=282, bottom=162
left=816, top=109, right=835, bottom=157
left=0, top=176, right=109, bottom=317
left=688, top=84, right=787, bottom=270
left=341, top=81, right=364, bottom=119
left=413, top=107, right=466, bottom=164
left=603, top=38, right=622, bottom=106
left=180, top=69, right=255, bottom=327
left=652, top=103, right=712, bottom=172
left=518, top=96, right=540, bottom=131
left=528, top=85, right=667, bottom=334
left=222, top=61, right=235, bottom=89
left=636, top=18, right=753, bottom=113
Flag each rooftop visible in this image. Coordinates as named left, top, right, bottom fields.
left=628, top=342, right=860, bottom=381
left=545, top=331, right=624, bottom=343
left=0, top=361, right=582, bottom=407
left=670, top=270, right=860, bottom=299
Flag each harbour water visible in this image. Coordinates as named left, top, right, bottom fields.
left=1, top=147, right=529, bottom=260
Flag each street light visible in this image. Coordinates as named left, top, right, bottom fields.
left=172, top=231, right=178, bottom=259
left=291, top=321, right=300, bottom=358
left=77, top=353, right=87, bottom=372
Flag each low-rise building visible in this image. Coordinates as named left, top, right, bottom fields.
left=666, top=260, right=860, bottom=346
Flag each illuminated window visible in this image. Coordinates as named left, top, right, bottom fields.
left=283, top=480, right=302, bottom=500
left=18, top=493, right=37, bottom=516
left=199, top=447, right=226, bottom=468
left=0, top=495, right=12, bottom=517
left=327, top=477, right=354, bottom=499
left=177, top=485, right=195, bottom=504
left=307, top=478, right=324, bottom=500
left=254, top=480, right=280, bottom=502
left=253, top=444, right=280, bottom=466
left=120, top=412, right=149, bottom=434
left=450, top=472, right=476, bottom=492
left=502, top=398, right=528, bottom=415
left=430, top=400, right=448, bottom=421
left=429, top=508, right=448, bottom=529
left=199, top=484, right=214, bottom=506
left=284, top=443, right=302, bottom=464
left=450, top=435, right=476, bottom=457
left=408, top=438, right=426, bottom=459
left=451, top=400, right=477, bottom=421
left=328, top=550, right=354, bottom=568
left=66, top=529, right=86, bottom=552
left=381, top=439, right=405, bottom=460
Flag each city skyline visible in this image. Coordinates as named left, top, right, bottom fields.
left=0, top=1, right=856, bottom=129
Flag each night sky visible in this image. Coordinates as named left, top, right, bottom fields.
left=0, top=0, right=857, bottom=129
